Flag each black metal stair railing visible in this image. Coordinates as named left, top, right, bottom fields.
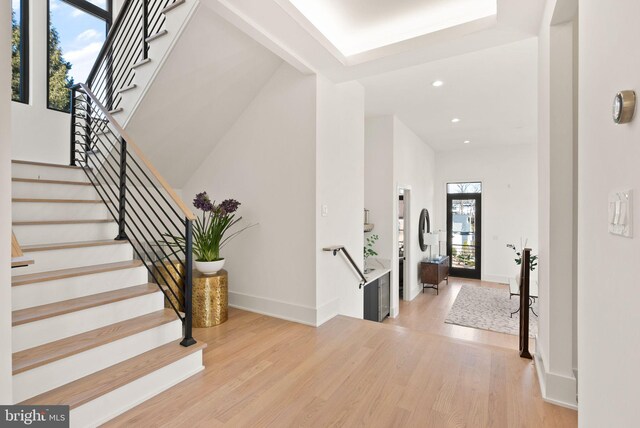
left=84, top=0, right=174, bottom=113
left=70, top=83, right=197, bottom=347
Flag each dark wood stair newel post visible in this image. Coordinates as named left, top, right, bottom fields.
left=519, top=248, right=533, bottom=359
left=181, top=219, right=196, bottom=347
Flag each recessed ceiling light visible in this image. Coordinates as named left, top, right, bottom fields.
left=432, top=80, right=444, bottom=87
left=451, top=118, right=461, bottom=123
left=464, top=140, right=471, bottom=144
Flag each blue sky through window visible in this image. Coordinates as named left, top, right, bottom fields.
left=11, top=0, right=20, bottom=19
left=49, top=0, right=107, bottom=84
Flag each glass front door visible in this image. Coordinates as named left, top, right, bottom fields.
left=447, top=190, right=481, bottom=279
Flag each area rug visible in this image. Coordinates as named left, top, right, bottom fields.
left=445, top=285, right=538, bottom=338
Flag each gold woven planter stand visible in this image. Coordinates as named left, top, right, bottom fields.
left=154, top=261, right=228, bottom=327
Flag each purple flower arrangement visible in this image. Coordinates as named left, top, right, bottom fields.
left=169, top=192, right=255, bottom=262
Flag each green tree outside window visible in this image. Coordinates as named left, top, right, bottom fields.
left=48, top=26, right=74, bottom=111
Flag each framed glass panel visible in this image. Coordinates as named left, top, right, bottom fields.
left=447, top=183, right=482, bottom=279
left=447, top=182, right=482, bottom=194
left=11, top=0, right=29, bottom=103
left=48, top=0, right=109, bottom=112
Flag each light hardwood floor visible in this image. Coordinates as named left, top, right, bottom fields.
left=106, top=303, right=576, bottom=427
left=386, top=277, right=526, bottom=349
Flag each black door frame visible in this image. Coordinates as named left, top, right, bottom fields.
left=447, top=193, right=482, bottom=279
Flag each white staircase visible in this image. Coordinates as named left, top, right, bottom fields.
left=108, top=0, right=200, bottom=127
left=11, top=160, right=205, bottom=427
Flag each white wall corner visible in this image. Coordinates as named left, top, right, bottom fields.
left=316, top=298, right=340, bottom=326
left=534, top=342, right=578, bottom=410
left=408, top=283, right=423, bottom=302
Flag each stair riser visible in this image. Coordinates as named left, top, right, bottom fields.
left=13, top=292, right=165, bottom=352
left=13, top=222, right=118, bottom=246
left=15, top=244, right=133, bottom=277
left=12, top=163, right=89, bottom=182
left=12, top=181, right=98, bottom=200
left=71, top=350, right=203, bottom=428
left=12, top=266, right=149, bottom=310
left=13, top=320, right=182, bottom=403
left=12, top=202, right=110, bottom=222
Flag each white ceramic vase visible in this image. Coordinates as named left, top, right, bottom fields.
left=194, top=259, right=225, bottom=275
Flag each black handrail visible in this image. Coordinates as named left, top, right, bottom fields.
left=519, top=248, right=532, bottom=359
left=70, top=82, right=196, bottom=347
left=323, top=246, right=368, bottom=289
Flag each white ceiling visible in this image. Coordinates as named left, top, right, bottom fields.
left=203, top=0, right=545, bottom=81
left=286, top=0, right=497, bottom=56
left=360, top=38, right=538, bottom=151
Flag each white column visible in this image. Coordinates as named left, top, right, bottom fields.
left=536, top=0, right=578, bottom=408
left=0, top=0, right=14, bottom=405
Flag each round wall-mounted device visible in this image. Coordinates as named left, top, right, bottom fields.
left=613, top=90, right=636, bottom=124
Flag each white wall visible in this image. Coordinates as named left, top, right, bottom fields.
left=184, top=63, right=319, bottom=325
left=364, top=116, right=436, bottom=316
left=1, top=0, right=14, bottom=405
left=579, top=0, right=640, bottom=425
left=434, top=144, right=538, bottom=284
left=11, top=0, right=69, bottom=164
left=536, top=0, right=578, bottom=409
left=393, top=117, right=436, bottom=303
left=364, top=116, right=394, bottom=263
left=316, top=76, right=365, bottom=322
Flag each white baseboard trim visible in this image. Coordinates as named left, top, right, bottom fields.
left=389, top=306, right=399, bottom=318
left=533, top=351, right=578, bottom=410
left=481, top=274, right=509, bottom=284
left=228, top=291, right=318, bottom=327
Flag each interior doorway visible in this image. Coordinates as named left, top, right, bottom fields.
left=398, top=186, right=410, bottom=302
left=446, top=182, right=482, bottom=279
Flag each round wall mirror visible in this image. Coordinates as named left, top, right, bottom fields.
left=418, top=208, right=431, bottom=251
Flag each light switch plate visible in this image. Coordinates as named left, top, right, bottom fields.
left=321, top=204, right=328, bottom=217
left=608, top=190, right=633, bottom=238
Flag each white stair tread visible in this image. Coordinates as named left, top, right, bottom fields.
left=146, top=29, right=168, bottom=43
left=117, top=84, right=137, bottom=94
left=12, top=198, right=102, bottom=204
left=131, top=58, right=151, bottom=69
left=19, top=339, right=205, bottom=408
left=12, top=178, right=92, bottom=186
left=11, top=160, right=85, bottom=170
left=12, top=283, right=160, bottom=326
left=162, top=0, right=186, bottom=14
left=12, top=260, right=144, bottom=287
left=21, top=240, right=128, bottom=253
left=13, top=219, right=113, bottom=226
left=13, top=309, right=178, bottom=375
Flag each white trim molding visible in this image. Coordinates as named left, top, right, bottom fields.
left=229, top=291, right=326, bottom=327
left=534, top=350, right=578, bottom=410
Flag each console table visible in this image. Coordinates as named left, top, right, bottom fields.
left=420, top=256, right=450, bottom=295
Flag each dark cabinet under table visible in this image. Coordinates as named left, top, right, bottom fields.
left=420, top=256, right=450, bottom=295
left=363, top=272, right=390, bottom=322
